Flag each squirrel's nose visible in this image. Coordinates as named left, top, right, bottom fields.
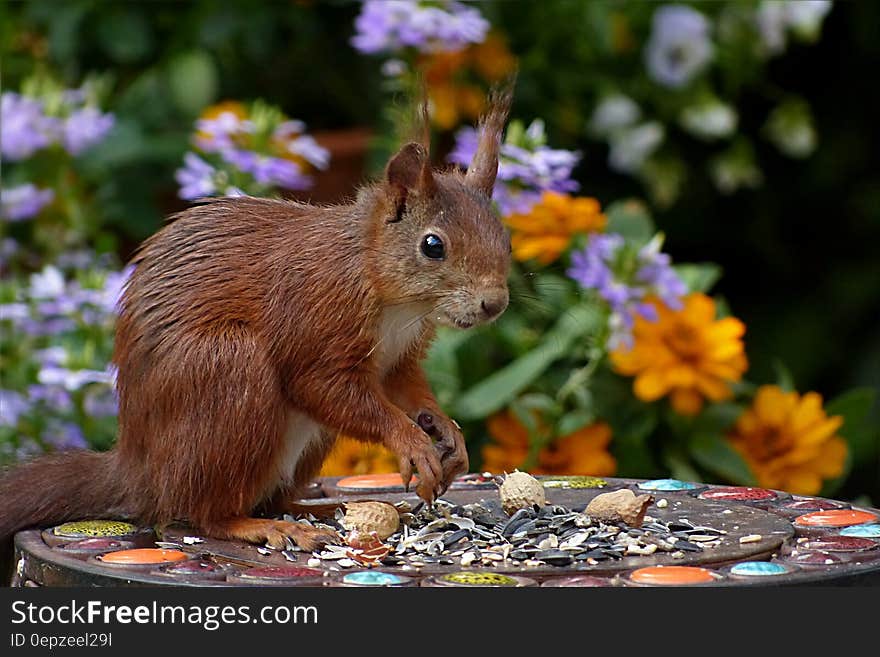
left=480, top=290, right=508, bottom=319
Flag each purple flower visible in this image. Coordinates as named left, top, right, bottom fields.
left=84, top=385, right=119, bottom=418
left=449, top=120, right=581, bottom=216
left=352, top=0, right=489, bottom=54
left=0, top=390, right=31, bottom=427
left=254, top=156, right=312, bottom=190
left=0, top=238, right=18, bottom=267
left=0, top=303, right=30, bottom=323
left=195, top=111, right=254, bottom=152
left=19, top=317, right=77, bottom=336
left=63, top=106, right=115, bottom=155
left=284, top=135, right=330, bottom=170
left=222, top=150, right=312, bottom=191
left=35, top=347, right=68, bottom=366
left=635, top=240, right=688, bottom=310
left=567, top=234, right=686, bottom=350
left=101, top=264, right=135, bottom=314
left=182, top=101, right=327, bottom=198
left=28, top=384, right=73, bottom=413
left=42, top=421, right=88, bottom=451
left=1, top=184, right=55, bottom=222
left=567, top=235, right=627, bottom=308
left=644, top=5, right=713, bottom=89
left=9, top=438, right=42, bottom=461
left=38, top=364, right=114, bottom=391
left=55, top=249, right=100, bottom=270
left=175, top=152, right=217, bottom=200
left=0, top=92, right=60, bottom=161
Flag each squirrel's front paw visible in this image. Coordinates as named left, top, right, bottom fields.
left=387, top=426, right=443, bottom=503
left=417, top=411, right=469, bottom=493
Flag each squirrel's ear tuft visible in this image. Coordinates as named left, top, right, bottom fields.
left=385, top=142, right=435, bottom=197
left=465, top=76, right=516, bottom=197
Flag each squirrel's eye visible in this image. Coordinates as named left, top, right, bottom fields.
left=421, top=234, right=445, bottom=260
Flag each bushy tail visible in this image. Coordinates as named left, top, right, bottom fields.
left=0, top=450, right=131, bottom=543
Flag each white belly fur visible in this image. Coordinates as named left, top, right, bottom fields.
left=278, top=411, right=323, bottom=483
left=276, top=303, right=428, bottom=482
left=374, top=303, right=429, bottom=377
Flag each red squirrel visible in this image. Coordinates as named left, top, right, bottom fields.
left=0, top=85, right=513, bottom=553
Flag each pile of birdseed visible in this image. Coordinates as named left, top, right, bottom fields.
left=286, top=497, right=727, bottom=571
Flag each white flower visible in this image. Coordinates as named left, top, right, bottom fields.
left=609, top=122, right=665, bottom=173
left=644, top=5, right=714, bottom=88
left=710, top=145, right=764, bottom=194
left=786, top=0, right=833, bottom=38
left=589, top=95, right=642, bottom=137
left=680, top=100, right=738, bottom=140
left=764, top=101, right=817, bottom=158
left=29, top=265, right=66, bottom=299
left=757, top=1, right=833, bottom=55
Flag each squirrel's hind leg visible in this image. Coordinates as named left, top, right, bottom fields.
left=200, top=517, right=339, bottom=551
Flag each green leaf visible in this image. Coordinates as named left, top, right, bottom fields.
left=690, top=433, right=757, bottom=486
left=453, top=305, right=599, bottom=421
left=424, top=327, right=470, bottom=409
left=663, top=448, right=702, bottom=483
left=167, top=50, right=219, bottom=117
left=517, top=393, right=560, bottom=414
left=605, top=199, right=655, bottom=245
left=665, top=402, right=743, bottom=440
left=610, top=411, right=659, bottom=478
left=96, top=9, right=153, bottom=63
left=695, top=402, right=745, bottom=433
left=556, top=408, right=595, bottom=436
left=588, top=368, right=660, bottom=476
left=47, top=3, right=89, bottom=62
left=674, top=263, right=722, bottom=293
left=772, top=360, right=795, bottom=392
left=826, top=387, right=878, bottom=469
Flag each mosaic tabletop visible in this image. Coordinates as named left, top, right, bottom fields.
left=12, top=475, right=880, bottom=587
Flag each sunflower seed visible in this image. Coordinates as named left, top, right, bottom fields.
left=537, top=550, right=574, bottom=566
left=537, top=535, right=559, bottom=550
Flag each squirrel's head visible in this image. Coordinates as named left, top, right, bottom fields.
left=369, top=84, right=513, bottom=330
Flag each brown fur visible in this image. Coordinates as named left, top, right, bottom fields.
left=0, top=84, right=514, bottom=553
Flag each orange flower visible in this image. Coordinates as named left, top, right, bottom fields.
left=610, top=293, right=748, bottom=416
left=728, top=385, right=847, bottom=495
left=199, top=100, right=247, bottom=121
left=538, top=423, right=617, bottom=476
left=319, top=435, right=398, bottom=477
left=482, top=411, right=531, bottom=473
left=470, top=33, right=518, bottom=82
left=420, top=32, right=517, bottom=130
left=505, top=191, right=606, bottom=264
left=428, top=83, right=486, bottom=131
left=482, top=409, right=616, bottom=476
